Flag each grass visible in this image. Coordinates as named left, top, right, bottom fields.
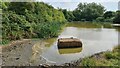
left=80, top=45, right=120, bottom=66
left=0, top=39, right=10, bottom=45
left=0, top=9, right=2, bottom=14
left=66, top=22, right=102, bottom=28
left=33, top=22, right=66, bottom=39
left=66, top=22, right=113, bottom=28
left=103, top=23, right=113, bottom=28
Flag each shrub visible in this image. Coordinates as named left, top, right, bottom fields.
left=103, top=23, right=113, bottom=28
left=96, top=17, right=104, bottom=22
left=2, top=2, right=66, bottom=42
left=2, top=11, right=34, bottom=40
left=35, top=22, right=64, bottom=38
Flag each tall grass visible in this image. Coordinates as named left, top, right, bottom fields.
left=66, top=22, right=113, bottom=28
left=34, top=22, right=65, bottom=39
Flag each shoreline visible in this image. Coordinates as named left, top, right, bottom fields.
left=50, top=51, right=108, bottom=66
left=1, top=39, right=119, bottom=66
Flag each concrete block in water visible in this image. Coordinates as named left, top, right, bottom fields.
left=57, top=38, right=82, bottom=48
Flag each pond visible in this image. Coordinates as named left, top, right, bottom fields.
left=41, top=23, right=119, bottom=65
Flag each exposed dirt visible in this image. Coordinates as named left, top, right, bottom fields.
left=1, top=39, right=111, bottom=67
left=1, top=39, right=47, bottom=66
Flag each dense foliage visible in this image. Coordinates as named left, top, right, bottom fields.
left=62, top=2, right=120, bottom=23
left=113, top=11, right=120, bottom=24
left=2, top=2, right=66, bottom=41
left=62, top=3, right=105, bottom=22
left=74, top=3, right=105, bottom=21
left=62, top=9, right=75, bottom=22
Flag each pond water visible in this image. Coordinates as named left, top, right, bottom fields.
left=41, top=24, right=119, bottom=65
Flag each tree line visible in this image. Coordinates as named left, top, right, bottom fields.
left=61, top=3, right=120, bottom=24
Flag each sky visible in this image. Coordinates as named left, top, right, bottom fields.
left=36, top=0, right=120, bottom=11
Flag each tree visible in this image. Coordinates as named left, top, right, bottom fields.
left=103, top=11, right=115, bottom=19
left=0, top=1, right=10, bottom=10
left=62, top=9, right=75, bottom=22
left=8, top=2, right=35, bottom=15
left=73, top=10, right=81, bottom=21
left=113, top=11, right=120, bottom=24
left=74, top=3, right=105, bottom=21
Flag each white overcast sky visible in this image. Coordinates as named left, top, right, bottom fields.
left=36, top=0, right=120, bottom=11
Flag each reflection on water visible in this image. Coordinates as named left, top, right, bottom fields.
left=58, top=47, right=82, bottom=54
left=44, top=38, right=57, bottom=47
left=41, top=25, right=119, bottom=65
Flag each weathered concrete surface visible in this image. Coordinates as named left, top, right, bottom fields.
left=57, top=38, right=82, bottom=48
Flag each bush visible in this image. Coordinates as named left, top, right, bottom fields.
left=2, top=2, right=66, bottom=42
left=35, top=22, right=64, bottom=38
left=103, top=23, right=113, bottom=28
left=105, top=46, right=120, bottom=60
left=2, top=11, right=34, bottom=40
left=96, top=17, right=104, bottom=22
left=105, top=52, right=119, bottom=59
left=104, top=18, right=113, bottom=22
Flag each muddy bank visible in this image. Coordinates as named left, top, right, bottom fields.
left=2, top=39, right=47, bottom=66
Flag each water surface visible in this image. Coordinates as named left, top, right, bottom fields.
left=41, top=25, right=119, bottom=65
